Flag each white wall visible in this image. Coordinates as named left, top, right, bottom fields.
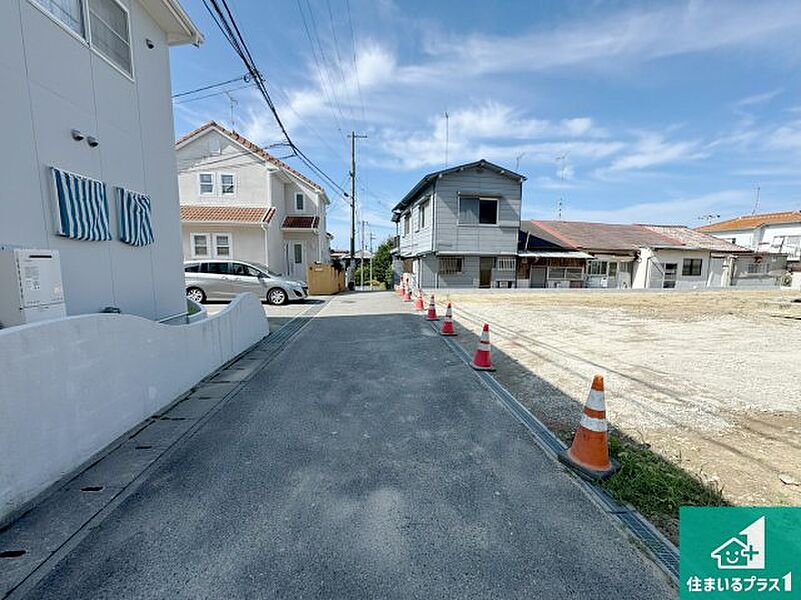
left=0, top=292, right=268, bottom=522
left=182, top=224, right=266, bottom=264
left=0, top=0, right=188, bottom=321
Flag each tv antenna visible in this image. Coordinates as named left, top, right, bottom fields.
left=444, top=111, right=450, bottom=168
left=698, top=214, right=720, bottom=225
left=752, top=185, right=761, bottom=215
left=555, top=151, right=570, bottom=220
left=225, top=92, right=239, bottom=132
left=515, top=152, right=526, bottom=171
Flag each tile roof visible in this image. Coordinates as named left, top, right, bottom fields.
left=697, top=210, right=801, bottom=232
left=281, top=215, right=320, bottom=229
left=180, top=205, right=276, bottom=223
left=523, top=220, right=684, bottom=251
left=641, top=225, right=750, bottom=252
left=176, top=121, right=325, bottom=195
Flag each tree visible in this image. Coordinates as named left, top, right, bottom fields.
left=372, top=237, right=395, bottom=290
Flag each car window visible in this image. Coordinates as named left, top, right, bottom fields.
left=205, top=262, right=230, bottom=275
left=184, top=264, right=199, bottom=273
left=230, top=262, right=255, bottom=277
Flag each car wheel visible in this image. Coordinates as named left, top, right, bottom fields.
left=186, top=287, right=206, bottom=303
left=267, top=287, right=288, bottom=305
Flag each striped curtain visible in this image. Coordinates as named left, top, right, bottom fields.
left=51, top=167, right=112, bottom=241
left=116, top=188, right=154, bottom=246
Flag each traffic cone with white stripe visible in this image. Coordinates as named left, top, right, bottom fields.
left=440, top=303, right=456, bottom=336
left=414, top=288, right=425, bottom=310
left=402, top=284, right=412, bottom=302
left=425, top=295, right=438, bottom=320
left=470, top=324, right=494, bottom=370
left=558, top=375, right=619, bottom=479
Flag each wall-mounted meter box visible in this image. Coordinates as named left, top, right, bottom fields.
left=0, top=247, right=67, bottom=328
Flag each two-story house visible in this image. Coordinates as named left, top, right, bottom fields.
left=1, top=0, right=202, bottom=321
left=176, top=121, right=331, bottom=283
left=391, top=159, right=524, bottom=288
left=697, top=210, right=801, bottom=271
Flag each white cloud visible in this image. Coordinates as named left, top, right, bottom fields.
left=605, top=133, right=706, bottom=172
left=524, top=190, right=755, bottom=225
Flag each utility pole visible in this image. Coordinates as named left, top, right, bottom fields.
left=360, top=219, right=366, bottom=290
left=369, top=228, right=375, bottom=291
left=348, top=131, right=367, bottom=289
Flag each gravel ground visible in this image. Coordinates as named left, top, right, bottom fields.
left=442, top=289, right=801, bottom=507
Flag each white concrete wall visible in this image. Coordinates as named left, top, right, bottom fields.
left=0, top=293, right=268, bottom=522
left=181, top=224, right=266, bottom=264
left=0, top=0, right=188, bottom=321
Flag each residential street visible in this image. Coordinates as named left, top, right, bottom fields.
left=20, top=292, right=673, bottom=599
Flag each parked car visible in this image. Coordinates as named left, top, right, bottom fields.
left=184, top=260, right=308, bottom=305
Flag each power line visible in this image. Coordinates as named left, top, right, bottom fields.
left=173, top=81, right=256, bottom=104
left=172, top=74, right=249, bottom=98
left=201, top=0, right=348, bottom=199
left=344, top=0, right=367, bottom=122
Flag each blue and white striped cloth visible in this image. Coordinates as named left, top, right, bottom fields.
left=116, top=187, right=154, bottom=246
left=51, top=167, right=112, bottom=241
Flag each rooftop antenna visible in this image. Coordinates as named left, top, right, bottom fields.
left=444, top=111, right=450, bottom=168
left=226, top=91, right=238, bottom=132
left=515, top=152, right=526, bottom=171
left=752, top=185, right=761, bottom=215
left=555, top=151, right=570, bottom=220
left=698, top=214, right=721, bottom=225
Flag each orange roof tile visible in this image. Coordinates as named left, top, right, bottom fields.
left=180, top=205, right=276, bottom=223
left=697, top=210, right=801, bottom=233
left=176, top=121, right=325, bottom=195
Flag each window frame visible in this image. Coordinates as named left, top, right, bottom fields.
left=403, top=213, right=411, bottom=236
left=682, top=258, right=703, bottom=277
left=295, top=192, right=305, bottom=212
left=458, top=196, right=499, bottom=226
left=586, top=260, right=608, bottom=276
left=417, top=200, right=428, bottom=230
left=86, top=0, right=134, bottom=80
left=213, top=233, right=233, bottom=258
left=29, top=0, right=87, bottom=41
left=496, top=256, right=515, bottom=271
left=191, top=233, right=210, bottom=258
left=220, top=173, right=236, bottom=196
left=293, top=243, right=303, bottom=265
left=198, top=173, right=215, bottom=195
left=439, top=256, right=463, bottom=275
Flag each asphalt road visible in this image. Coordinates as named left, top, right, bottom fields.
left=22, top=292, right=674, bottom=599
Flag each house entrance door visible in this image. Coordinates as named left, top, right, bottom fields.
left=530, top=266, right=547, bottom=288
left=479, top=257, right=494, bottom=287
left=707, top=257, right=725, bottom=287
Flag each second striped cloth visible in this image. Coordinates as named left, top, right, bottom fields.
left=116, top=187, right=154, bottom=247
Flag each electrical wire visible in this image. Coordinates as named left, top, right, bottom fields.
left=173, top=81, right=256, bottom=104
left=172, top=74, right=250, bottom=98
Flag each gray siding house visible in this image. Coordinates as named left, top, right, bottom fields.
left=391, top=160, right=524, bottom=288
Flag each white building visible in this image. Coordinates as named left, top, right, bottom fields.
left=176, top=122, right=331, bottom=283
left=697, top=210, right=801, bottom=270
left=1, top=0, right=202, bottom=322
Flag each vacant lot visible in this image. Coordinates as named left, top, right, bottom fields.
left=444, top=289, right=801, bottom=515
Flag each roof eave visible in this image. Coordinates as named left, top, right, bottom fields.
left=140, top=0, right=203, bottom=47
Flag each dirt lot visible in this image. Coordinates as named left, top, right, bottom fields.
left=444, top=289, right=801, bottom=509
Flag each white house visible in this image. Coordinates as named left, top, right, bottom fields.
left=176, top=122, right=331, bottom=283
left=698, top=210, right=801, bottom=270
left=1, top=0, right=202, bottom=321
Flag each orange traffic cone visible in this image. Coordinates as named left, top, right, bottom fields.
left=402, top=285, right=412, bottom=302
left=425, top=295, right=438, bottom=320
left=558, top=375, right=619, bottom=480
left=440, top=303, right=456, bottom=336
left=470, top=324, right=494, bottom=370
left=414, top=288, right=425, bottom=310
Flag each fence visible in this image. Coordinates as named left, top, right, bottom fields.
left=307, top=264, right=345, bottom=295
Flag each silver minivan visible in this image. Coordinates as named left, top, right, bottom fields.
left=184, top=260, right=308, bottom=305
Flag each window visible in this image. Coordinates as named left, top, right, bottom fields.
left=663, top=263, right=678, bottom=288
left=214, top=234, right=231, bottom=257
left=295, top=193, right=305, bottom=211
left=439, top=256, right=463, bottom=275
left=608, top=262, right=618, bottom=278
left=230, top=262, right=254, bottom=277
left=199, top=173, right=214, bottom=195
left=293, top=243, right=303, bottom=264
left=184, top=263, right=199, bottom=273
left=88, top=0, right=132, bottom=77
left=204, top=262, right=231, bottom=275
left=220, top=174, right=235, bottom=195
left=191, top=234, right=209, bottom=257
left=587, top=260, right=608, bottom=276
left=682, top=258, right=703, bottom=276
left=746, top=262, right=767, bottom=274
left=418, top=200, right=428, bottom=230
left=403, top=213, right=411, bottom=236
left=33, top=0, right=85, bottom=36
left=548, top=267, right=583, bottom=280
left=458, top=196, right=498, bottom=225
left=496, top=257, right=515, bottom=271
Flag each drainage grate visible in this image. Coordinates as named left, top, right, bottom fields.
left=80, top=486, right=104, bottom=492
left=0, top=550, right=26, bottom=558
left=429, top=319, right=679, bottom=583
left=134, top=445, right=153, bottom=450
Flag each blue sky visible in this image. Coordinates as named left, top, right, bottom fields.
left=170, top=0, right=801, bottom=248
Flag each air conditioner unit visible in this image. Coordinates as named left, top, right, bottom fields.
left=0, top=247, right=67, bottom=328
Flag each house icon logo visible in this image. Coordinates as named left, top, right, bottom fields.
left=710, top=516, right=765, bottom=570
